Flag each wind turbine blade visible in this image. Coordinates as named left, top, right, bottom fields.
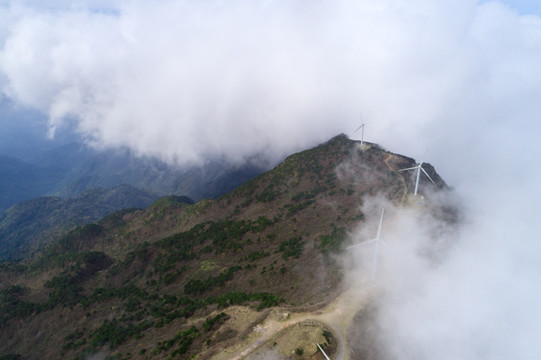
left=398, top=166, right=419, bottom=172
left=375, top=208, right=384, bottom=240
left=346, top=239, right=377, bottom=249
left=420, top=167, right=435, bottom=183
left=421, top=148, right=429, bottom=163
left=354, top=123, right=365, bottom=133
left=317, top=343, right=331, bottom=360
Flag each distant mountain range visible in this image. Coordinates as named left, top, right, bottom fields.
left=0, top=142, right=267, bottom=213
left=48, top=144, right=267, bottom=201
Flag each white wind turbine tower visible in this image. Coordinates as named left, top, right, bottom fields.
left=347, top=208, right=388, bottom=282
left=398, top=158, right=435, bottom=197
left=354, top=120, right=365, bottom=146
left=317, top=343, right=331, bottom=360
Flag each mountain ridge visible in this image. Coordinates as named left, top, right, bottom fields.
left=0, top=134, right=451, bottom=360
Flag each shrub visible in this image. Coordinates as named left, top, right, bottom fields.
left=279, top=237, right=305, bottom=259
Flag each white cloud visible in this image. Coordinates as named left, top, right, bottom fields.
left=0, top=0, right=536, bottom=169
left=2, top=0, right=537, bottom=167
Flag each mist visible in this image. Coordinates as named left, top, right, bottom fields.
left=0, top=0, right=540, bottom=358
left=343, top=182, right=540, bottom=359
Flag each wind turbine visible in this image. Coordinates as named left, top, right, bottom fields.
left=317, top=343, right=331, bottom=360
left=398, top=159, right=435, bottom=197
left=354, top=121, right=365, bottom=146
left=347, top=208, right=388, bottom=282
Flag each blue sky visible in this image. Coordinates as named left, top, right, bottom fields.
left=488, top=0, right=541, bottom=15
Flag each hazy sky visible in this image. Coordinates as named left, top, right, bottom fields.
left=0, top=1, right=540, bottom=358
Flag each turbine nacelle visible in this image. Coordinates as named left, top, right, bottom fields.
left=398, top=161, right=435, bottom=197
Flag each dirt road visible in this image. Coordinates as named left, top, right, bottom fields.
left=211, top=283, right=372, bottom=360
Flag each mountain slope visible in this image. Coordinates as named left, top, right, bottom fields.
left=0, top=184, right=160, bottom=261
left=0, top=135, right=450, bottom=360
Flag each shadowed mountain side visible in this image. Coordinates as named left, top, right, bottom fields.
left=0, top=141, right=267, bottom=213
left=0, top=155, right=66, bottom=212
left=48, top=145, right=268, bottom=202
left=0, top=184, right=161, bottom=261
left=0, top=135, right=451, bottom=360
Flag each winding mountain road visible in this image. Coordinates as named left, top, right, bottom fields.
left=213, top=285, right=371, bottom=360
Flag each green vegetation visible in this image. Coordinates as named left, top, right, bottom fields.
left=200, top=260, right=216, bottom=271
left=279, top=237, right=305, bottom=259
left=91, top=318, right=147, bottom=347
left=0, top=261, right=26, bottom=273
left=0, top=354, right=21, bottom=360
left=322, top=329, right=332, bottom=344
left=106, top=216, right=275, bottom=282
left=161, top=267, right=187, bottom=285
left=31, top=238, right=112, bottom=272
left=319, top=225, right=347, bottom=253
left=153, top=216, right=274, bottom=258
left=53, top=224, right=104, bottom=250
left=1, top=251, right=115, bottom=324
left=212, top=292, right=282, bottom=310
left=184, top=266, right=242, bottom=295
left=246, top=250, right=270, bottom=261
left=203, top=312, right=230, bottom=332
left=146, top=195, right=193, bottom=221
left=153, top=326, right=199, bottom=356
left=63, top=330, right=86, bottom=351
left=291, top=186, right=328, bottom=202
left=55, top=290, right=280, bottom=357
left=255, top=186, right=281, bottom=203
left=43, top=251, right=112, bottom=306
left=45, top=274, right=85, bottom=307
left=285, top=200, right=315, bottom=216
left=0, top=285, right=42, bottom=325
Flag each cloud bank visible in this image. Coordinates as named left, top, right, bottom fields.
left=0, top=1, right=540, bottom=359
left=346, top=188, right=541, bottom=359
left=0, top=0, right=539, bottom=168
